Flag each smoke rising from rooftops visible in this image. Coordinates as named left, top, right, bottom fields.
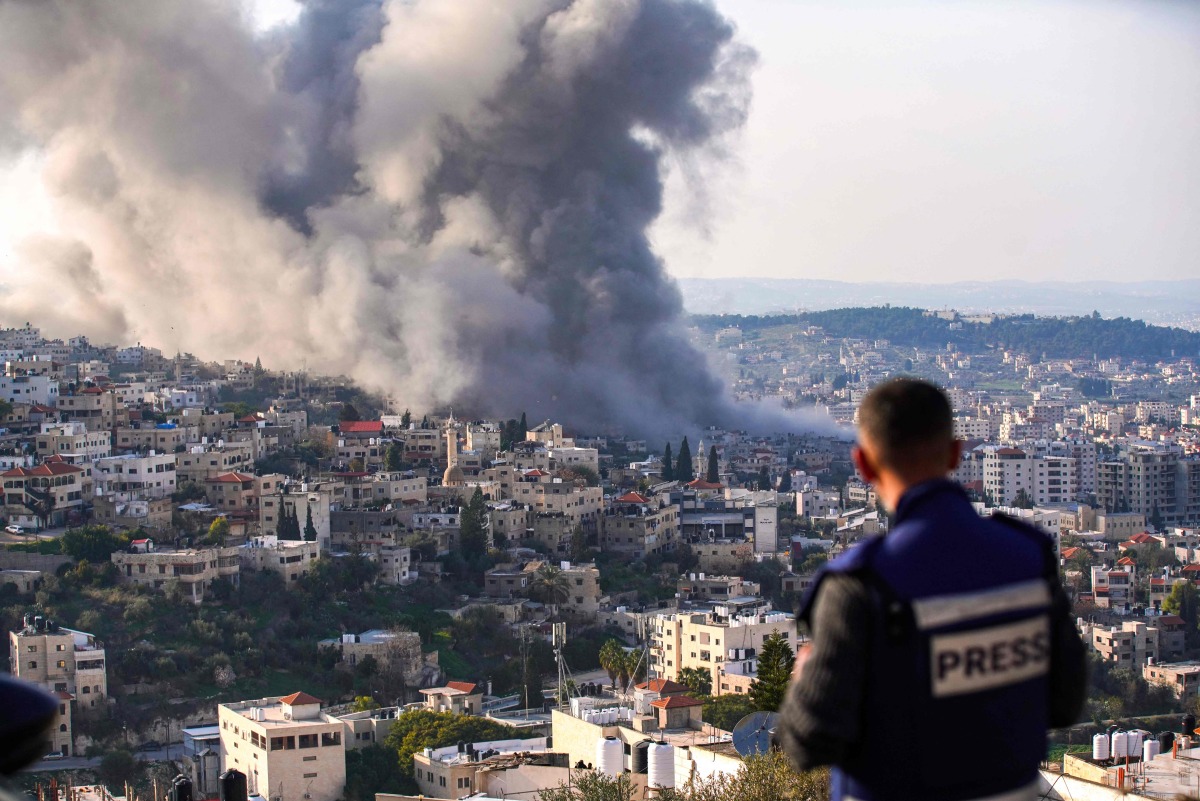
left=0, top=0, right=817, bottom=435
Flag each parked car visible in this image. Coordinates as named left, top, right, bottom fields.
left=136, top=740, right=161, bottom=752
left=4, top=524, right=24, bottom=535
left=42, top=752, right=65, bottom=761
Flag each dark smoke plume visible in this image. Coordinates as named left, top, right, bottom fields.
left=0, top=0, right=818, bottom=436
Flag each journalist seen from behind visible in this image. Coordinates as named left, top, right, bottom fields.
left=775, top=378, right=1086, bottom=801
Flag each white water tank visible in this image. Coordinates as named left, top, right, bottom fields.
left=1112, top=731, right=1129, bottom=759
left=1129, top=731, right=1144, bottom=757
left=648, top=743, right=675, bottom=789
left=1144, top=739, right=1161, bottom=763
left=597, top=737, right=622, bottom=778
left=1092, top=733, right=1110, bottom=761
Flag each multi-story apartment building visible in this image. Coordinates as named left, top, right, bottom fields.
left=240, top=536, right=320, bottom=585
left=1098, top=445, right=1200, bottom=527
left=648, top=600, right=798, bottom=697
left=93, top=452, right=177, bottom=498
left=112, top=542, right=241, bottom=602
left=316, top=629, right=439, bottom=687
left=0, top=374, right=59, bottom=407
left=57, top=387, right=125, bottom=431
left=35, top=422, right=112, bottom=464
left=482, top=561, right=603, bottom=617
left=176, top=443, right=255, bottom=484
left=1143, top=662, right=1200, bottom=699
left=600, top=492, right=680, bottom=558
left=1079, top=620, right=1159, bottom=667
left=1, top=460, right=88, bottom=529
left=219, top=692, right=346, bottom=801
left=8, top=614, right=107, bottom=756
left=1092, top=563, right=1136, bottom=608
left=331, top=420, right=385, bottom=466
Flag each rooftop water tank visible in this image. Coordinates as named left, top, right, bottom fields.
left=597, top=737, right=622, bottom=778
left=633, top=741, right=651, bottom=774
left=648, top=743, right=675, bottom=789
left=1144, top=739, right=1161, bottom=763
left=1092, top=733, right=1109, bottom=761
left=1111, top=731, right=1129, bottom=759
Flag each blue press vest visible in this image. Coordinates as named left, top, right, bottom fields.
left=801, top=480, right=1056, bottom=801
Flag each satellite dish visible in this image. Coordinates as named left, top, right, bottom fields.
left=731, top=711, right=779, bottom=757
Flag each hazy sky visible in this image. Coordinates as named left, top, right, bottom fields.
left=665, top=0, right=1200, bottom=283
left=3, top=0, right=1199, bottom=286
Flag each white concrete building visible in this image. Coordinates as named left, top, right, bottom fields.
left=218, top=692, right=346, bottom=801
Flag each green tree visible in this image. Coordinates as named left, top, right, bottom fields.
left=519, top=412, right=528, bottom=440
left=619, top=648, right=646, bottom=693
left=385, top=441, right=405, bottom=471
left=662, top=442, right=675, bottom=481
left=599, top=639, right=625, bottom=690
left=540, top=770, right=637, bottom=801
left=531, top=563, right=571, bottom=608
left=61, top=525, right=127, bottom=563
left=304, top=505, right=318, bottom=542
left=676, top=437, right=694, bottom=483
left=383, top=709, right=516, bottom=779
left=758, top=466, right=771, bottom=491
left=1164, top=581, right=1200, bottom=649
left=706, top=446, right=720, bottom=483
left=459, top=488, right=489, bottom=556
left=206, top=516, right=231, bottom=545
left=748, top=632, right=795, bottom=711
left=569, top=526, right=590, bottom=562
left=348, top=457, right=365, bottom=472
left=702, top=693, right=755, bottom=732
left=401, top=409, right=412, bottom=428
left=778, top=471, right=793, bottom=494
left=661, top=749, right=830, bottom=801
left=678, top=666, right=712, bottom=696
left=98, top=749, right=139, bottom=790
left=351, top=695, right=378, bottom=713
left=345, top=744, right=407, bottom=801
left=1013, top=489, right=1033, bottom=509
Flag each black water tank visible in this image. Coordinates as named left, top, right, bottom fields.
left=220, top=770, right=248, bottom=801
left=1184, top=715, right=1196, bottom=736
left=173, top=776, right=193, bottom=801
left=633, top=740, right=651, bottom=774
left=546, top=735, right=553, bottom=749
left=1160, top=731, right=1175, bottom=753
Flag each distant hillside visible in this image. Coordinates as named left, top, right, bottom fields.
left=678, top=277, right=1200, bottom=330
left=691, top=307, right=1200, bottom=361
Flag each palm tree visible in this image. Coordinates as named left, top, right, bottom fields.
left=599, top=639, right=624, bottom=690
left=619, top=648, right=646, bottom=694
left=530, top=563, right=570, bottom=611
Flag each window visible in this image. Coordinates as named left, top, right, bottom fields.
left=299, top=734, right=319, bottom=748
left=57, top=660, right=66, bottom=669
left=439, top=777, right=447, bottom=787
left=303, top=773, right=318, bottom=779
left=321, top=731, right=341, bottom=746
left=28, top=661, right=36, bottom=669
left=26, top=645, right=36, bottom=653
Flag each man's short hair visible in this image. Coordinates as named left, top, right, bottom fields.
left=857, top=378, right=953, bottom=471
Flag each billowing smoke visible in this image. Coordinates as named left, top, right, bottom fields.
left=0, top=0, right=780, bottom=435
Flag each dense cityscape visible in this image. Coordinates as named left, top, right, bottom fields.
left=2, top=307, right=1199, bottom=798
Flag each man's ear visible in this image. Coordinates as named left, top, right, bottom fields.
left=947, top=438, right=963, bottom=472
left=852, top=444, right=878, bottom=485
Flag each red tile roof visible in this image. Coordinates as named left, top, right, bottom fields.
left=1159, top=615, right=1186, bottom=626
left=339, top=421, right=384, bottom=434
left=614, top=492, right=650, bottom=504
left=636, top=678, right=688, bottom=693
left=445, top=681, right=479, bottom=694
left=207, top=472, right=257, bottom=483
left=280, top=691, right=322, bottom=706
left=1182, top=565, right=1200, bottom=573
left=2, top=462, right=85, bottom=478
left=1116, top=557, right=1136, bottom=566
left=686, top=479, right=723, bottom=490
left=1060, top=547, right=1081, bottom=560
left=524, top=469, right=549, bottom=477
left=1129, top=532, right=1158, bottom=544
left=649, top=695, right=704, bottom=709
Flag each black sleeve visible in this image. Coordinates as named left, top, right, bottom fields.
left=774, top=574, right=872, bottom=772
left=1047, top=577, right=1087, bottom=728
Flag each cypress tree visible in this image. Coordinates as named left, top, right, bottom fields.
left=749, top=632, right=795, bottom=711
left=706, top=445, right=719, bottom=483
left=662, top=443, right=674, bottom=481
left=519, top=412, right=528, bottom=439
left=304, top=505, right=317, bottom=542
left=676, top=437, right=694, bottom=483
left=758, top=466, right=771, bottom=491
left=778, top=471, right=793, bottom=494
